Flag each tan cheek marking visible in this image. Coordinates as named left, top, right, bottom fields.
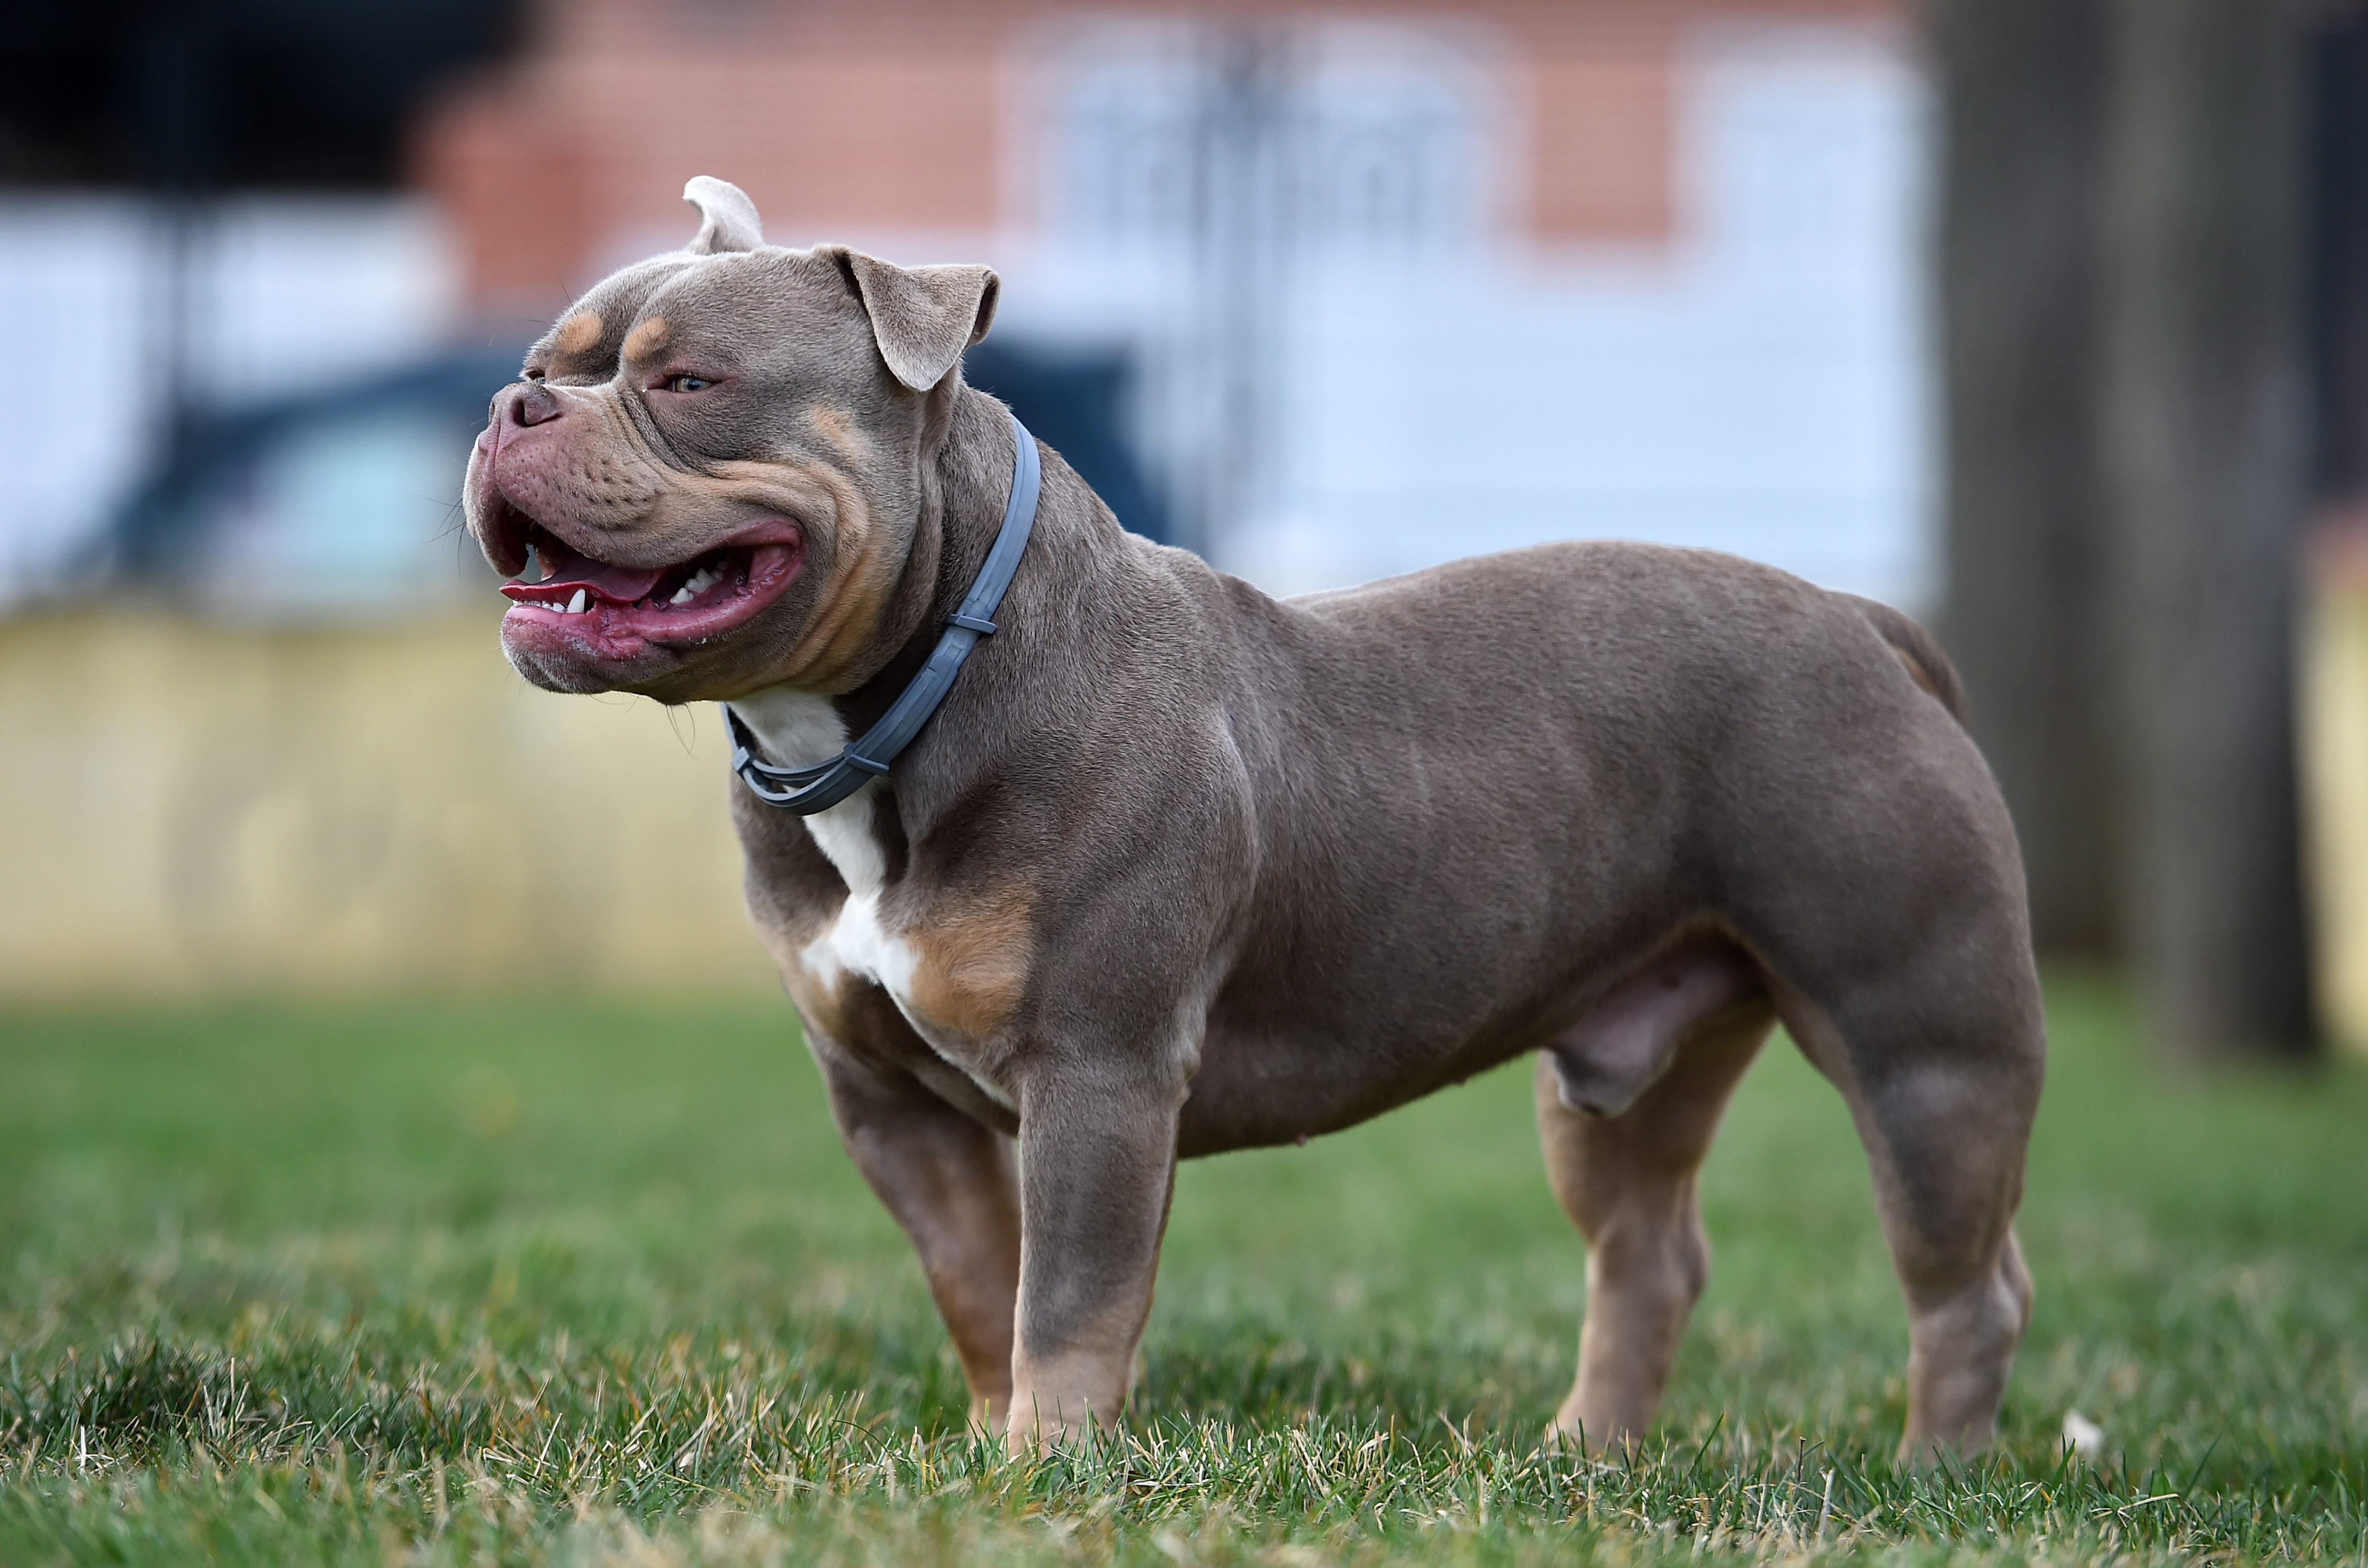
left=555, top=311, right=603, bottom=355
left=808, top=404, right=876, bottom=467
left=908, top=889, right=1037, bottom=1042
left=645, top=459, right=836, bottom=572
left=717, top=458, right=891, bottom=692
left=623, top=315, right=671, bottom=361
left=796, top=490, right=894, bottom=690
left=645, top=457, right=897, bottom=692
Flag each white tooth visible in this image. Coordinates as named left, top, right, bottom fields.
left=670, top=584, right=694, bottom=605
left=566, top=588, right=588, bottom=615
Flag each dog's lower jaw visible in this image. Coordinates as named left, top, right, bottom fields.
left=498, top=633, right=630, bottom=694
left=498, top=615, right=682, bottom=694
left=492, top=534, right=809, bottom=697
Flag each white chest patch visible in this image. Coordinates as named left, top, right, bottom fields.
left=731, top=686, right=1013, bottom=1109
left=731, top=686, right=908, bottom=989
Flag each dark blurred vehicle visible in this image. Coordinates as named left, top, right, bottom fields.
left=965, top=341, right=1171, bottom=546
left=100, top=347, right=521, bottom=618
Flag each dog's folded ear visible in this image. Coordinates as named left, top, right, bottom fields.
left=683, top=176, right=764, bottom=255
left=830, top=249, right=1001, bottom=392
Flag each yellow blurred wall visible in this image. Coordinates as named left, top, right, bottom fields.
left=2303, top=562, right=2368, bottom=1058
left=0, top=606, right=775, bottom=1000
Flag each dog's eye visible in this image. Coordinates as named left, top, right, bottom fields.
left=666, top=374, right=712, bottom=394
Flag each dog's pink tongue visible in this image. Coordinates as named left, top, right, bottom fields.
left=501, top=545, right=668, bottom=605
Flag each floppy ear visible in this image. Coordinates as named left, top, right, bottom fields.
left=836, top=249, right=1001, bottom=392
left=683, top=176, right=764, bottom=255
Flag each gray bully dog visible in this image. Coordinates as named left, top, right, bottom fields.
left=462, top=177, right=2042, bottom=1460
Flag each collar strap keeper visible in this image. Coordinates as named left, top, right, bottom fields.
left=720, top=409, right=1042, bottom=817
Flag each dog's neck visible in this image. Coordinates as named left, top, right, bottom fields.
left=731, top=384, right=1015, bottom=772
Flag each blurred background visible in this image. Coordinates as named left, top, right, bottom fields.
left=0, top=0, right=2361, bottom=1068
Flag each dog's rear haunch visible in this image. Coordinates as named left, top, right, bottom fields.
left=462, top=176, right=2041, bottom=1460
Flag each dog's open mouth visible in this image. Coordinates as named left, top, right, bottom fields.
left=492, top=512, right=804, bottom=654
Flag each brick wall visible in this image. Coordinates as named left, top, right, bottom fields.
left=413, top=0, right=1900, bottom=310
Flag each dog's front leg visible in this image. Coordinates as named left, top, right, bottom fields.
left=1004, top=1069, right=1182, bottom=1454
left=808, top=1034, right=1023, bottom=1429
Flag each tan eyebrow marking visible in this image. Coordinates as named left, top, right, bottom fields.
left=623, top=316, right=672, bottom=361
left=554, top=310, right=603, bottom=355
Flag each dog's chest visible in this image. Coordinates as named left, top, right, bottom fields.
left=732, top=688, right=1018, bottom=1108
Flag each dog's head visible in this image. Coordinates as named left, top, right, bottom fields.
left=462, top=176, right=999, bottom=701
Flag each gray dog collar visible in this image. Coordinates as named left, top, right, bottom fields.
left=720, top=409, right=1042, bottom=815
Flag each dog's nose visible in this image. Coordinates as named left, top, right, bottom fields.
left=497, top=380, right=563, bottom=429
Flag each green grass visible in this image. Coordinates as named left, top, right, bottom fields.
left=2, top=976, right=2364, bottom=1564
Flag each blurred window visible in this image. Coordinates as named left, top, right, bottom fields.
left=1046, top=22, right=1494, bottom=258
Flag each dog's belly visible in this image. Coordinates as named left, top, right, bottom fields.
left=1176, top=938, right=1761, bottom=1158
left=1177, top=1016, right=1537, bottom=1157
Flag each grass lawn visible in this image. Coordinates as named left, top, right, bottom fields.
left=2, top=976, right=2364, bottom=1564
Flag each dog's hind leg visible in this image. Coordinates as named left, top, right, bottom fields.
left=1774, top=972, right=2040, bottom=1461
left=1716, top=607, right=2043, bottom=1458
left=1537, top=987, right=1775, bottom=1451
